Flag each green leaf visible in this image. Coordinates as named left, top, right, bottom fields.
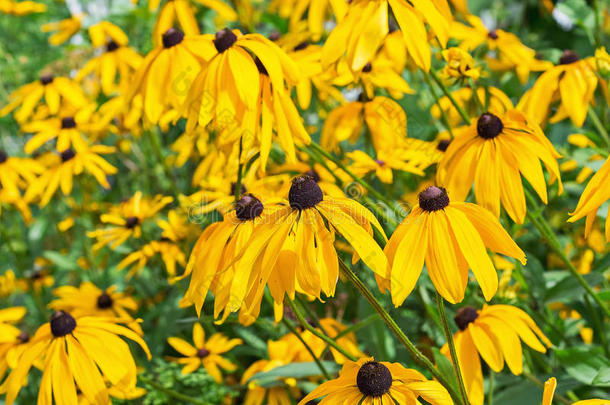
left=42, top=251, right=77, bottom=271
left=591, top=367, right=610, bottom=387
left=556, top=347, right=610, bottom=386
left=432, top=348, right=460, bottom=396
left=247, top=362, right=340, bottom=388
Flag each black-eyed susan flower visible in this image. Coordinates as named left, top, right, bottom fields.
left=0, top=150, right=44, bottom=194
left=1, top=311, right=150, bottom=405
left=441, top=47, right=481, bottom=82
left=182, top=28, right=309, bottom=169
left=0, top=0, right=45, bottom=15
left=385, top=186, right=526, bottom=305
left=118, top=239, right=187, bottom=278
left=18, top=258, right=55, bottom=293
left=128, top=27, right=208, bottom=124
left=441, top=305, right=551, bottom=405
left=0, top=329, right=30, bottom=381
left=437, top=109, right=563, bottom=224
left=346, top=149, right=425, bottom=183
left=87, top=191, right=173, bottom=251
left=0, top=307, right=26, bottom=344
left=25, top=141, right=117, bottom=206
left=0, top=75, right=87, bottom=123
left=298, top=357, right=452, bottom=405
left=0, top=270, right=19, bottom=298
left=167, top=322, right=241, bottom=381
left=542, top=377, right=607, bottom=405
left=569, top=156, right=610, bottom=241
left=519, top=48, right=609, bottom=127
left=292, top=318, right=365, bottom=364
left=322, top=0, right=450, bottom=72
left=49, top=282, right=141, bottom=334
left=269, top=0, right=347, bottom=41
left=41, top=14, right=83, bottom=45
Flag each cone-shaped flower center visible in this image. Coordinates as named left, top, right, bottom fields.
left=454, top=306, right=479, bottom=330
left=125, top=216, right=139, bottom=229
left=304, top=169, right=320, bottom=183
left=289, top=175, right=323, bottom=210
left=294, top=41, right=309, bottom=51
left=235, top=193, right=264, bottom=221
left=362, top=62, right=372, bottom=73
left=50, top=311, right=77, bottom=337
left=61, top=117, right=76, bottom=129
left=437, top=139, right=451, bottom=152
left=40, top=74, right=54, bottom=85
left=106, top=40, right=119, bottom=52
left=255, top=57, right=268, bottom=76
left=97, top=293, right=113, bottom=309
left=162, top=28, right=184, bottom=48
left=488, top=30, right=498, bottom=40
left=418, top=186, right=449, bottom=211
left=18, top=331, right=30, bottom=343
left=559, top=50, right=579, bottom=65
left=268, top=31, right=280, bottom=41
left=214, top=28, right=237, bottom=53
left=0, top=150, right=7, bottom=164
left=60, top=149, right=76, bottom=162
left=356, top=361, right=392, bottom=397
left=197, top=348, right=210, bottom=358
left=477, top=113, right=503, bottom=139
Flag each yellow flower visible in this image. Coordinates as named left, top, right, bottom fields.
left=385, top=186, right=526, bottom=305
left=0, top=75, right=88, bottom=123
left=0, top=307, right=26, bottom=344
left=49, top=282, right=142, bottom=334
left=299, top=357, right=452, bottom=405
left=0, top=328, right=30, bottom=381
left=322, top=0, right=450, bottom=72
left=25, top=141, right=117, bottom=207
left=41, top=14, right=83, bottom=45
left=182, top=28, right=309, bottom=169
left=519, top=49, right=605, bottom=127
left=0, top=311, right=150, bottom=405
left=437, top=110, right=563, bottom=224
left=87, top=191, right=173, bottom=251
left=118, top=239, right=187, bottom=278
left=441, top=47, right=481, bottom=81
left=87, top=21, right=128, bottom=47
left=542, top=377, right=607, bottom=405
left=347, top=149, right=425, bottom=183
left=569, top=157, right=610, bottom=241
left=442, top=305, right=551, bottom=405
left=167, top=323, right=241, bottom=382
left=0, top=270, right=19, bottom=297
left=0, top=0, right=46, bottom=15
left=0, top=150, right=44, bottom=193
left=269, top=0, right=348, bottom=41
left=292, top=318, right=365, bottom=364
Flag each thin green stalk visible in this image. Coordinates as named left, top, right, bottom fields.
left=436, top=293, right=470, bottom=405
left=584, top=295, right=610, bottom=357
left=488, top=370, right=494, bottom=405
left=427, top=70, right=472, bottom=125
left=524, top=188, right=610, bottom=318
left=139, top=375, right=210, bottom=405
left=148, top=130, right=180, bottom=196
left=319, top=314, right=381, bottom=359
left=339, top=260, right=464, bottom=405
left=286, top=297, right=358, bottom=362
left=422, top=72, right=454, bottom=138
left=588, top=108, right=610, bottom=148
left=470, top=79, right=485, bottom=115
left=234, top=137, right=244, bottom=203
left=281, top=315, right=332, bottom=379
left=523, top=372, right=571, bottom=405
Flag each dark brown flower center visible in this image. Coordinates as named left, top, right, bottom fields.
left=559, top=50, right=579, bottom=65
left=125, top=216, right=139, bottom=229
left=162, top=28, right=184, bottom=48
left=106, top=40, right=119, bottom=52
left=40, top=74, right=54, bottom=85
left=454, top=306, right=479, bottom=330
left=477, top=113, right=503, bottom=139
left=294, top=41, right=309, bottom=51
left=268, top=31, right=280, bottom=41
left=304, top=169, right=320, bottom=183
left=18, top=331, right=30, bottom=343
left=356, top=361, right=392, bottom=397
left=289, top=175, right=323, bottom=210
left=61, top=117, right=76, bottom=129
left=362, top=62, right=372, bottom=73
left=488, top=30, right=498, bottom=40
left=197, top=348, right=210, bottom=358
left=235, top=193, right=264, bottom=221
left=60, top=149, right=76, bottom=162
left=375, top=159, right=385, bottom=166
left=97, top=293, right=113, bottom=309
left=436, top=139, right=451, bottom=152
left=214, top=28, right=237, bottom=53
left=418, top=186, right=449, bottom=211
left=50, top=311, right=77, bottom=337
left=0, top=150, right=7, bottom=164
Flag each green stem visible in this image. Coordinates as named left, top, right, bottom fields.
left=139, top=375, right=210, bottom=405
left=523, top=372, right=571, bottom=405
left=427, top=70, right=472, bottom=125
left=339, top=260, right=464, bottom=405
left=524, top=188, right=610, bottom=318
left=584, top=295, right=610, bottom=356
left=281, top=313, right=332, bottom=379
left=286, top=297, right=358, bottom=362
left=488, top=370, right=494, bottom=405
left=588, top=108, right=610, bottom=148
left=422, top=72, right=454, bottom=138
left=234, top=137, right=244, bottom=203
left=148, top=130, right=180, bottom=196
left=436, top=293, right=470, bottom=405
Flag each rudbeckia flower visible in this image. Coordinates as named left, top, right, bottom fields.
left=118, top=239, right=187, bottom=278
left=269, top=0, right=348, bottom=41
left=0, top=75, right=87, bottom=123
left=322, top=0, right=451, bottom=72
left=0, top=270, right=19, bottom=298
left=298, top=357, right=452, bottom=405
left=0, top=0, right=46, bottom=15
left=0, top=307, right=26, bottom=344
left=167, top=322, right=242, bottom=381
left=441, top=305, right=552, bottom=405
left=441, top=47, right=481, bottom=81
left=182, top=28, right=309, bottom=169
left=385, top=186, right=526, bottom=305
left=437, top=109, right=563, bottom=224
left=0, top=329, right=30, bottom=381
left=346, top=149, right=425, bottom=183
left=128, top=28, right=208, bottom=123
left=41, top=14, right=83, bottom=45
left=87, top=191, right=173, bottom=251
left=49, top=282, right=141, bottom=334
left=291, top=318, right=365, bottom=364
left=25, top=141, right=117, bottom=206
left=0, top=311, right=150, bottom=405
left=569, top=157, right=610, bottom=241
left=0, top=149, right=44, bottom=193
left=542, top=378, right=607, bottom=405
left=519, top=49, right=608, bottom=127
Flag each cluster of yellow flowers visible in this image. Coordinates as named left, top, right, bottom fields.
left=1, top=0, right=610, bottom=404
